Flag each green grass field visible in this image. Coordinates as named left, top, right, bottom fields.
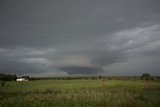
left=0, top=80, right=160, bottom=107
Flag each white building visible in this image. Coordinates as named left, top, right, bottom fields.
left=16, top=78, right=28, bottom=81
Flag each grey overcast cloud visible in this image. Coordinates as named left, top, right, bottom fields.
left=0, top=0, right=160, bottom=76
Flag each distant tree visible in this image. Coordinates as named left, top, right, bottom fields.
left=0, top=73, right=17, bottom=81
left=13, top=74, right=18, bottom=80
left=141, top=73, right=151, bottom=80
left=98, top=75, right=103, bottom=80
left=22, top=76, right=30, bottom=80
left=66, top=77, right=71, bottom=80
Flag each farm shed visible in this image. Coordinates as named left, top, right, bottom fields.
left=16, top=78, right=28, bottom=81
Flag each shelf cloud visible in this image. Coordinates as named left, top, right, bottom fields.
left=0, top=0, right=160, bottom=76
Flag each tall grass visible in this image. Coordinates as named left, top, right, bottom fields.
left=0, top=80, right=160, bottom=107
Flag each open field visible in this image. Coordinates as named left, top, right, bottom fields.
left=0, top=80, right=160, bottom=107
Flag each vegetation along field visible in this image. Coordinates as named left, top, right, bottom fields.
left=0, top=80, right=160, bottom=107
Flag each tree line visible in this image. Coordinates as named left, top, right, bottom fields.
left=0, top=73, right=17, bottom=81
left=0, top=73, right=160, bottom=81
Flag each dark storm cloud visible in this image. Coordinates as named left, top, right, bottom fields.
left=0, top=0, right=160, bottom=76
left=59, top=66, right=103, bottom=75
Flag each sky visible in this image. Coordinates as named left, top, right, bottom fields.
left=0, top=0, right=160, bottom=76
